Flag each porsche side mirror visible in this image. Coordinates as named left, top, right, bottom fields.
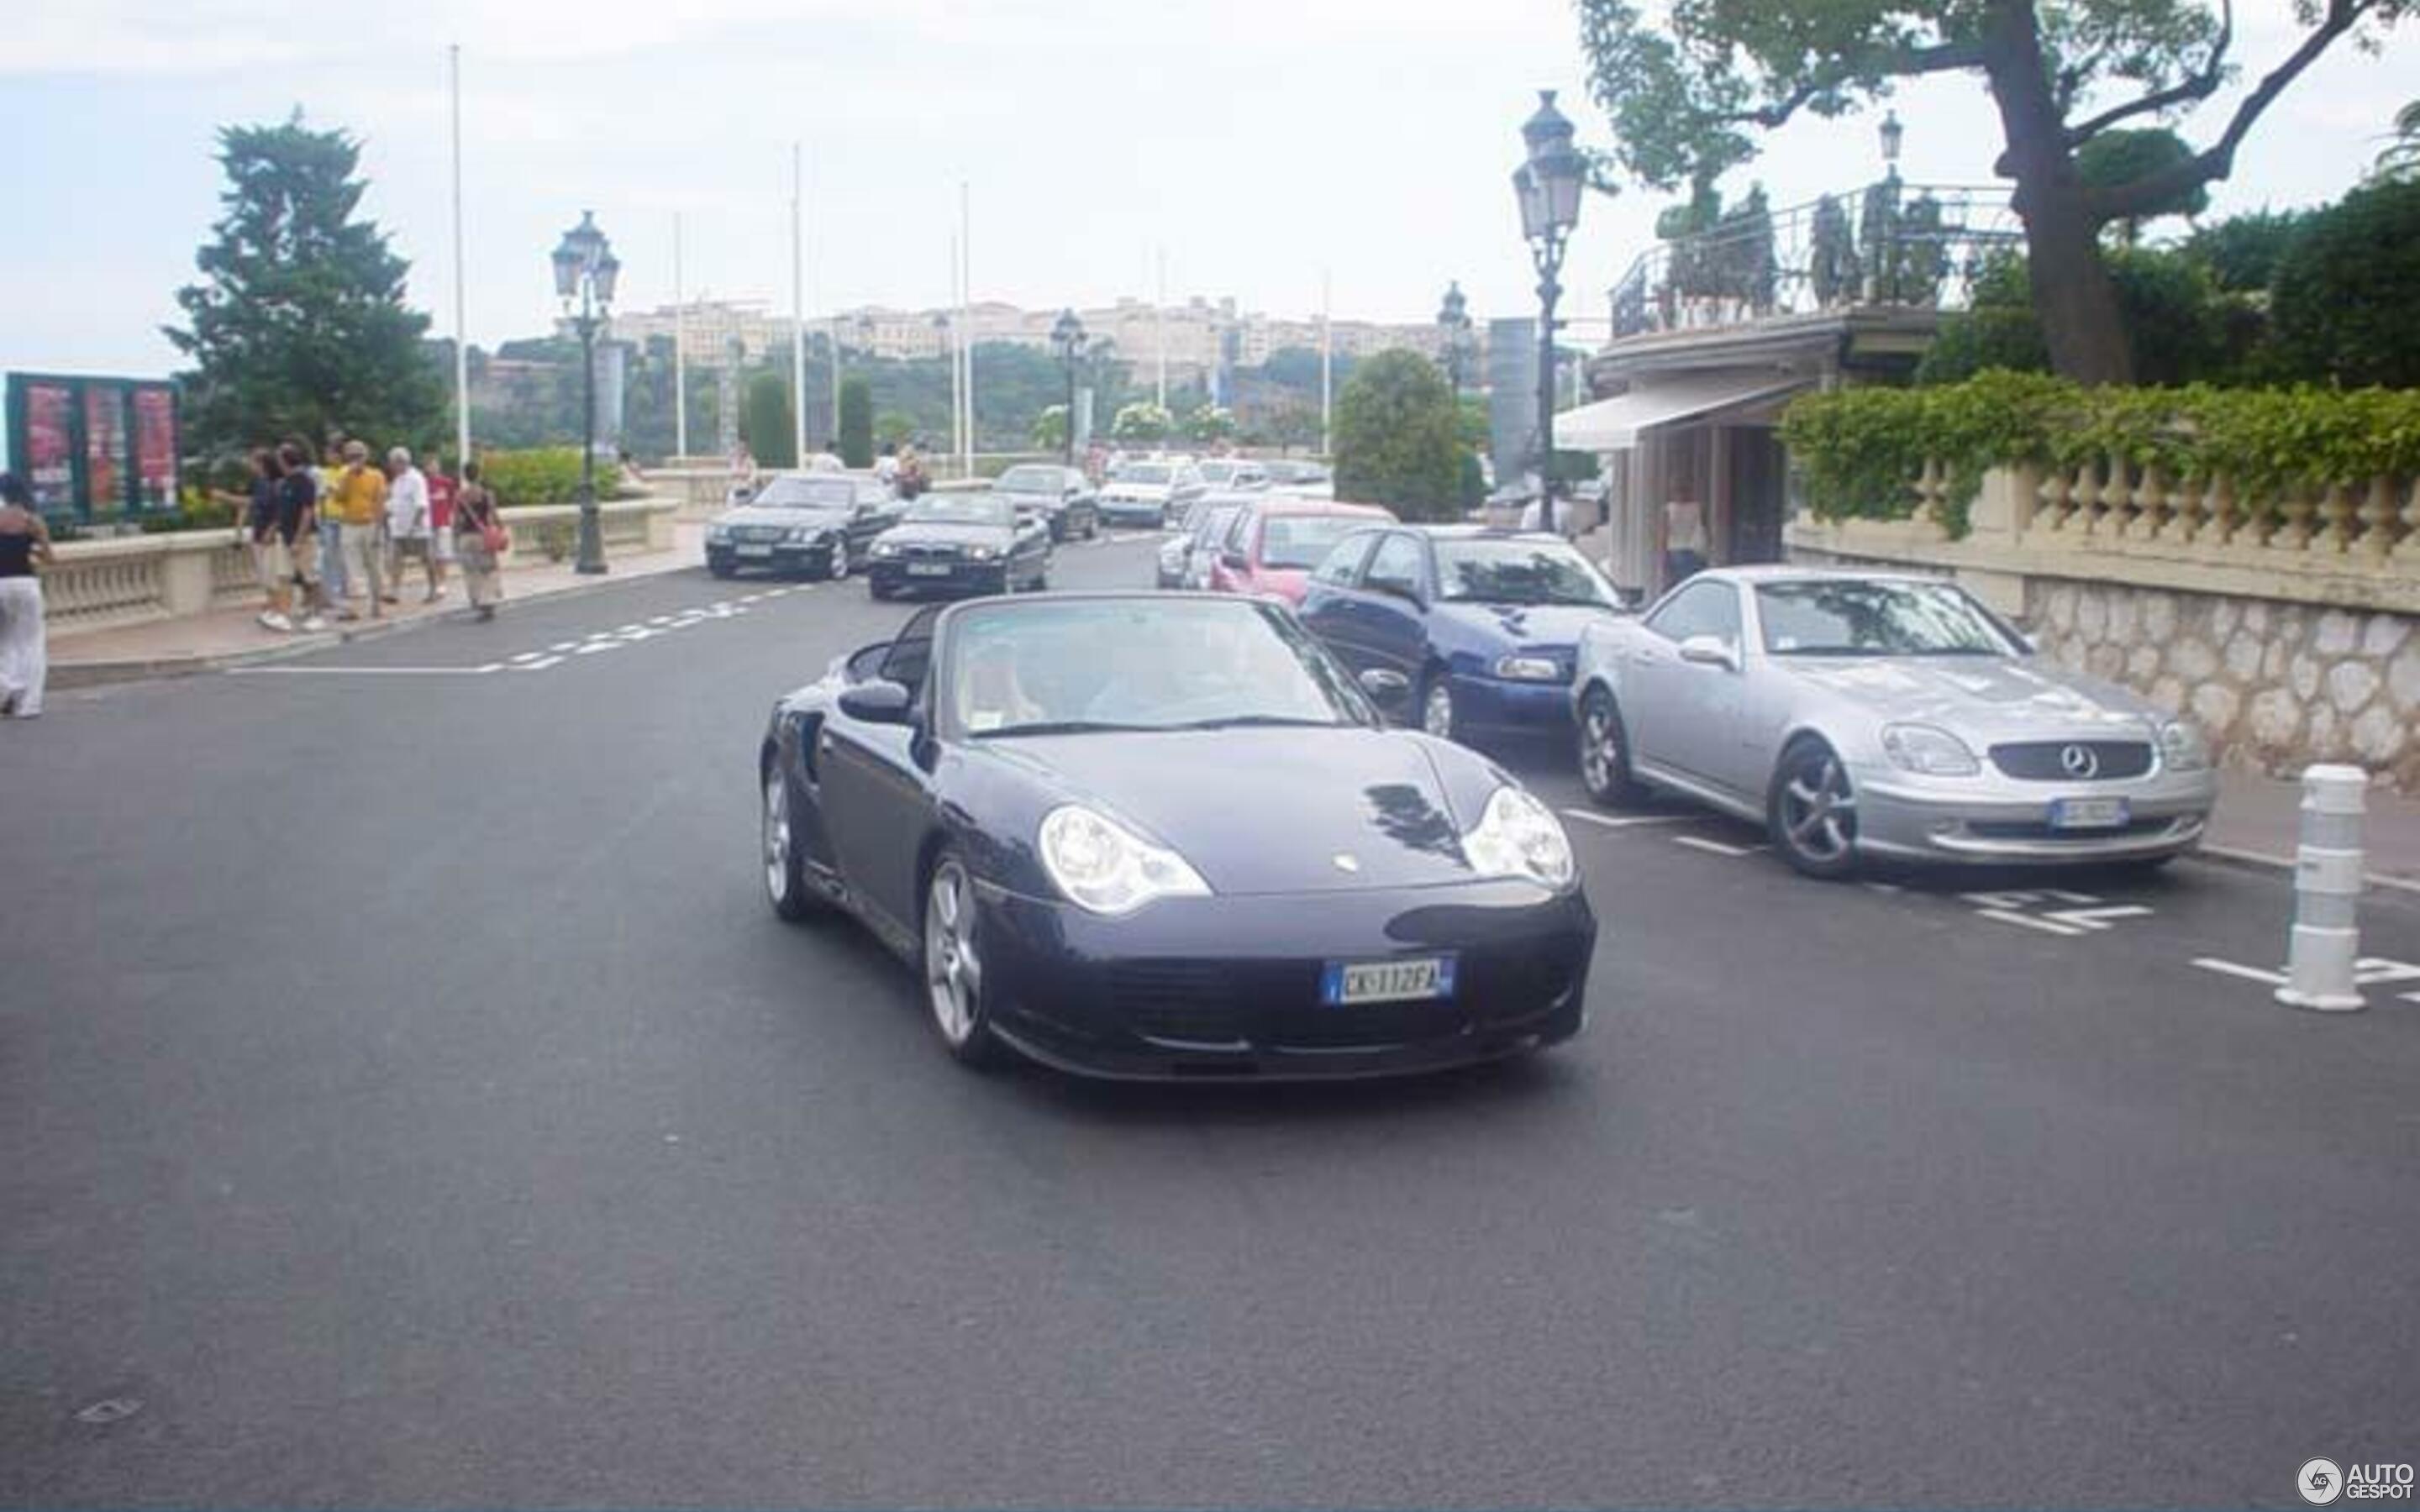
left=839, top=680, right=914, bottom=724
left=1678, top=634, right=1740, bottom=673
left=1357, top=668, right=1412, bottom=711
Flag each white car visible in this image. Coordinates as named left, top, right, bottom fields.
left=1099, top=460, right=1207, bottom=528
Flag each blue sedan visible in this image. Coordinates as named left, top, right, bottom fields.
left=1297, top=526, right=1629, bottom=743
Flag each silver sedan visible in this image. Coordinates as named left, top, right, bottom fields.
left=1569, top=567, right=2219, bottom=877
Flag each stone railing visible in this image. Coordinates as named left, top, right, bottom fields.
left=44, top=498, right=680, bottom=639
left=1786, top=464, right=2420, bottom=788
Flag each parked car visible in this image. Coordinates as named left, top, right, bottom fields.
left=705, top=473, right=899, bottom=580
left=1205, top=499, right=1395, bottom=606
left=865, top=492, right=1052, bottom=600
left=757, top=592, right=1594, bottom=1078
left=992, top=463, right=1099, bottom=542
left=1158, top=501, right=1249, bottom=589
left=1297, top=527, right=1627, bottom=743
left=1263, top=459, right=1334, bottom=498
left=1195, top=459, right=1270, bottom=492
left=1098, top=460, right=1206, bottom=528
left=1569, top=567, right=2220, bottom=877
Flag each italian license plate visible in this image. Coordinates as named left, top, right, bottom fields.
left=1321, top=955, right=1456, bottom=1006
left=2049, top=795, right=2130, bottom=830
left=907, top=562, right=953, bottom=577
left=735, top=544, right=773, bottom=559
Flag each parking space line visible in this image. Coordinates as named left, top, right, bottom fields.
left=1975, top=908, right=2089, bottom=937
left=228, top=664, right=500, bottom=677
left=1561, top=810, right=1691, bottom=831
left=1672, top=835, right=1765, bottom=858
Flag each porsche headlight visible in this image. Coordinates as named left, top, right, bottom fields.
left=1881, top=722, right=1981, bottom=776
left=2158, top=718, right=2211, bottom=772
left=1494, top=654, right=1564, bottom=682
left=1460, top=785, right=1575, bottom=890
left=1039, top=806, right=1210, bottom=916
left=871, top=539, right=900, bottom=559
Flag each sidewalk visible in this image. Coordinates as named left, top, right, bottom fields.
left=52, top=523, right=707, bottom=688
left=2206, top=767, right=2420, bottom=891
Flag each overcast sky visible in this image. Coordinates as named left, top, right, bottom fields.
left=5, top=0, right=2414, bottom=383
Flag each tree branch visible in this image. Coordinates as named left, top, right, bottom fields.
left=2063, top=0, right=2233, bottom=145
left=1726, top=39, right=1991, bottom=129
left=2084, top=0, right=2372, bottom=223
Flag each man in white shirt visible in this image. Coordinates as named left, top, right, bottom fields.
left=384, top=448, right=437, bottom=602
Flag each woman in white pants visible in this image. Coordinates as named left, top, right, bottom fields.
left=0, top=474, right=55, bottom=719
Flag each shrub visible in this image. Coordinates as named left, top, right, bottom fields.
left=1332, top=349, right=1464, bottom=521
left=476, top=447, right=589, bottom=507
left=1918, top=248, right=2230, bottom=386
left=1781, top=375, right=2420, bottom=536
left=2270, top=179, right=2420, bottom=389
left=744, top=372, right=797, bottom=469
left=839, top=377, right=874, bottom=468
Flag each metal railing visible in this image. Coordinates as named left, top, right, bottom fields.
left=1607, top=181, right=2023, bottom=341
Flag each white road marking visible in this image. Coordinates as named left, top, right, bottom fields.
left=1962, top=890, right=2151, bottom=937
left=2193, top=957, right=2420, bottom=1002
left=1560, top=810, right=1691, bottom=831
left=572, top=641, right=620, bottom=655
left=1975, top=908, right=2088, bottom=937
left=647, top=614, right=676, bottom=626
left=616, top=622, right=645, bottom=633
left=1672, top=835, right=1764, bottom=858
left=228, top=664, right=498, bottom=677
left=1863, top=881, right=1905, bottom=895
left=2192, top=958, right=2287, bottom=986
left=509, top=651, right=546, bottom=664
left=513, top=655, right=566, bottom=671
left=550, top=641, right=578, bottom=653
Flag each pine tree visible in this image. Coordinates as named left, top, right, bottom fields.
left=166, top=113, right=445, bottom=459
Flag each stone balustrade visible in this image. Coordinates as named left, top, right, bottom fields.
left=1786, top=463, right=2420, bottom=790
left=43, top=499, right=680, bottom=639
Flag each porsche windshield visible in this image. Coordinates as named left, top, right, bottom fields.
left=751, top=477, right=857, bottom=511
left=905, top=496, right=1013, bottom=528
left=1434, top=539, right=1618, bottom=607
left=948, top=601, right=1362, bottom=737
left=1756, top=580, right=2016, bottom=656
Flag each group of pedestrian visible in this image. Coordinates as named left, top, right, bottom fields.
left=225, top=436, right=508, bottom=632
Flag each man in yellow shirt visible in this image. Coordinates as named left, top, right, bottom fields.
left=329, top=440, right=390, bottom=618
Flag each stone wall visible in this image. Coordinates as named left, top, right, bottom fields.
left=2029, top=578, right=2420, bottom=792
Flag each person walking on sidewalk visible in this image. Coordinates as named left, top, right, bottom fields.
left=315, top=437, right=351, bottom=605
left=0, top=474, right=55, bottom=719
left=274, top=443, right=329, bottom=632
left=329, top=440, right=390, bottom=617
left=383, top=447, right=435, bottom=602
left=425, top=455, right=458, bottom=601
left=218, top=449, right=293, bottom=631
left=454, top=460, right=505, bottom=622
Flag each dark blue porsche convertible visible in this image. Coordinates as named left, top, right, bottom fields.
left=758, top=593, right=1596, bottom=1079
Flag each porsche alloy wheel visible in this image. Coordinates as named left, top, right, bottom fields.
left=1578, top=687, right=1644, bottom=806
left=1770, top=739, right=1860, bottom=879
left=764, top=769, right=818, bottom=921
left=923, top=855, right=1000, bottom=1066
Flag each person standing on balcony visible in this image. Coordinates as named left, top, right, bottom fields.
left=0, top=473, right=55, bottom=719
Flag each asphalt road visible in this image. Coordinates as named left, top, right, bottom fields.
left=5, top=535, right=2417, bottom=1508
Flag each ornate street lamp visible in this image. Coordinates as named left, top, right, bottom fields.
left=1513, top=90, right=1586, bottom=503
left=550, top=209, right=618, bottom=575
left=1050, top=308, right=1086, bottom=467
left=1879, top=109, right=1905, bottom=180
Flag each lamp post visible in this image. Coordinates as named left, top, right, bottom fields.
left=550, top=210, right=618, bottom=575
left=1435, top=280, right=1473, bottom=396
left=1050, top=308, right=1086, bottom=467
left=1514, top=91, right=1586, bottom=507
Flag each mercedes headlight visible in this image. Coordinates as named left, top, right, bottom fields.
left=1881, top=722, right=1981, bottom=776
left=1039, top=806, right=1210, bottom=916
left=871, top=540, right=900, bottom=559
left=967, top=544, right=999, bottom=561
left=708, top=524, right=732, bottom=542
left=2158, top=718, right=2211, bottom=773
left=1460, top=786, right=1575, bottom=890
left=1494, top=654, right=1563, bottom=683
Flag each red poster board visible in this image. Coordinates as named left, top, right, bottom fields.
left=133, top=387, right=177, bottom=509
left=83, top=383, right=129, bottom=513
left=23, top=382, right=75, bottom=513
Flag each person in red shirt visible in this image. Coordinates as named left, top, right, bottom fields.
left=424, top=454, right=460, bottom=602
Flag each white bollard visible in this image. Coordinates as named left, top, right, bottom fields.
left=2276, top=764, right=2368, bottom=1012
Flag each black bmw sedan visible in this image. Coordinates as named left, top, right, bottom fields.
left=865, top=492, right=1053, bottom=600
left=705, top=473, right=898, bottom=580
left=992, top=463, right=1100, bottom=542
left=758, top=593, right=1596, bottom=1079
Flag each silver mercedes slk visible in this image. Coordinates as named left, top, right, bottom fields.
left=1568, top=566, right=2220, bottom=877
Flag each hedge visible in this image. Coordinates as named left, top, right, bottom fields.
left=474, top=447, right=630, bottom=507
left=1778, top=372, right=2420, bottom=538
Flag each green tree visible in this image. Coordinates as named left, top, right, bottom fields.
left=1918, top=246, right=2237, bottom=386
left=166, top=114, right=445, bottom=459
left=2182, top=207, right=2314, bottom=291
left=1332, top=350, right=1463, bottom=521
left=1182, top=404, right=1236, bottom=444
left=2377, top=98, right=2420, bottom=181
left=2075, top=128, right=2211, bottom=244
left=1032, top=404, right=1069, bottom=451
left=1575, top=0, right=2411, bottom=385
left=838, top=376, right=873, bottom=467
left=1112, top=402, right=1173, bottom=444
left=2270, top=178, right=2420, bottom=388
left=744, top=372, right=796, bottom=469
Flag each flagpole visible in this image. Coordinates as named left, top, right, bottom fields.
left=959, top=179, right=973, bottom=480
left=947, top=234, right=962, bottom=466
left=449, top=43, right=470, bottom=468
left=1319, top=267, right=1333, bottom=458
left=790, top=141, right=806, bottom=468
left=673, top=212, right=687, bottom=459
left=1155, top=245, right=1168, bottom=412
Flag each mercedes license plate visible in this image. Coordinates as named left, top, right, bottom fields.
left=907, top=563, right=953, bottom=577
left=1322, top=955, right=1456, bottom=1006
left=2049, top=796, right=2130, bottom=830
left=735, top=544, right=773, bottom=559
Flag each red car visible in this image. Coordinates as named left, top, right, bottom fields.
left=1206, top=499, right=1396, bottom=606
